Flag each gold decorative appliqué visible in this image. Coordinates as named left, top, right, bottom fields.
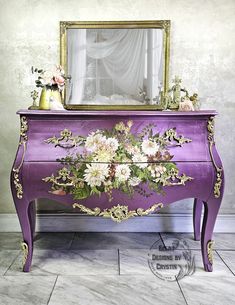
left=73, top=203, right=163, bottom=223
left=207, top=117, right=223, bottom=198
left=42, top=167, right=76, bottom=189
left=164, top=128, right=192, bottom=146
left=12, top=116, right=28, bottom=199
left=207, top=240, right=214, bottom=264
left=45, top=129, right=82, bottom=148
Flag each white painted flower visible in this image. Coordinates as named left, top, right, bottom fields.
left=84, top=163, right=109, bottom=187
left=129, top=177, right=141, bottom=186
left=85, top=133, right=107, bottom=152
left=94, top=149, right=115, bottom=162
left=105, top=137, right=119, bottom=152
left=141, top=139, right=159, bottom=156
left=126, top=144, right=140, bottom=155
left=149, top=165, right=166, bottom=178
left=132, top=153, right=148, bottom=168
left=115, top=164, right=131, bottom=182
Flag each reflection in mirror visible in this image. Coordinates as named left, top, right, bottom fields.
left=66, top=28, right=164, bottom=106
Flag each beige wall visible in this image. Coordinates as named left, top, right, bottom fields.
left=0, top=0, right=234, bottom=214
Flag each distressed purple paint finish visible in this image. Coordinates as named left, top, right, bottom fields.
left=10, top=110, right=224, bottom=272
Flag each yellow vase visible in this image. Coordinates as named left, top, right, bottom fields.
left=39, top=87, right=51, bottom=110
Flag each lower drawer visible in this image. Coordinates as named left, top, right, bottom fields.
left=22, top=161, right=215, bottom=214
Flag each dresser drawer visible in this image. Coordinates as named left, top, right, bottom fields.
left=22, top=161, right=214, bottom=209
left=24, top=117, right=210, bottom=162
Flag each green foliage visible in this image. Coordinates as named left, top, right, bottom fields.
left=72, top=183, right=90, bottom=200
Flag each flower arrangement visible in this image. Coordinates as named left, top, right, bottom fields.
left=44, top=121, right=193, bottom=201
left=32, top=65, right=68, bottom=91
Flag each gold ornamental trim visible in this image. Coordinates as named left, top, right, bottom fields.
left=164, top=128, right=192, bottom=147
left=42, top=167, right=76, bottom=188
left=73, top=203, right=163, bottom=223
left=21, top=241, right=28, bottom=269
left=44, top=129, right=83, bottom=148
left=207, top=117, right=223, bottom=198
left=19, top=116, right=28, bottom=144
left=12, top=116, right=28, bottom=199
left=207, top=240, right=214, bottom=264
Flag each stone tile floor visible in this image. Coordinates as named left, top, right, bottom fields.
left=0, top=232, right=234, bottom=304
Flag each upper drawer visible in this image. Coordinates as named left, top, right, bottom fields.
left=24, top=117, right=210, bottom=162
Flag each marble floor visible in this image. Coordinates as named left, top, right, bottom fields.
left=0, top=232, right=235, bottom=305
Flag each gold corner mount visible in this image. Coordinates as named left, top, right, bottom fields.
left=73, top=203, right=163, bottom=223
left=21, top=241, right=29, bottom=269
left=207, top=117, right=223, bottom=198
left=207, top=240, right=214, bottom=264
left=12, top=116, right=28, bottom=199
left=20, top=116, right=28, bottom=143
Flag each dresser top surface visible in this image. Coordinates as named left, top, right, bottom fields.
left=17, top=109, right=217, bottom=117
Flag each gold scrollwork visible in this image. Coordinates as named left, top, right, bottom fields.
left=45, top=129, right=83, bottom=148
left=154, top=167, right=193, bottom=187
left=73, top=203, right=163, bottom=223
left=42, top=167, right=76, bottom=188
left=214, top=172, right=222, bottom=198
left=207, top=240, right=214, bottom=264
left=164, top=128, right=192, bottom=146
left=207, top=117, right=223, bottom=198
left=12, top=116, right=28, bottom=199
left=21, top=241, right=28, bottom=268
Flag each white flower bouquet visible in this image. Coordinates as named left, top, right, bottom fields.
left=44, top=121, right=193, bottom=201
left=32, top=65, right=69, bottom=91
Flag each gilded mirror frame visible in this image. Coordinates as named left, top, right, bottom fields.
left=60, top=20, right=170, bottom=110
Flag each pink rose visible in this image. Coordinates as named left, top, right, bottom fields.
left=54, top=75, right=65, bottom=86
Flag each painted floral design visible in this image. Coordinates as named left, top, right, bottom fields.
left=43, top=121, right=193, bottom=201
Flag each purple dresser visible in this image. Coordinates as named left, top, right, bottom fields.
left=11, top=110, right=224, bottom=272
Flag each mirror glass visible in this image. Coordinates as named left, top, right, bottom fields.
left=66, top=28, right=164, bottom=106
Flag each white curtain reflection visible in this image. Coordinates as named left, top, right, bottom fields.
left=67, top=28, right=163, bottom=105
left=67, top=29, right=87, bottom=104
left=146, top=29, right=163, bottom=103
left=87, top=29, right=146, bottom=96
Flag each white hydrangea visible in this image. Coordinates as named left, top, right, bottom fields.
left=84, top=163, right=109, bottom=187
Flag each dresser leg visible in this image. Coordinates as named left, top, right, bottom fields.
left=201, top=197, right=221, bottom=272
left=15, top=199, right=35, bottom=272
left=28, top=200, right=36, bottom=241
left=193, top=198, right=203, bottom=241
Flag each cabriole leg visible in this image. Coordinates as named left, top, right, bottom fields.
left=201, top=197, right=222, bottom=272
left=193, top=198, right=203, bottom=241
left=28, top=200, right=36, bottom=241
left=14, top=198, right=34, bottom=272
